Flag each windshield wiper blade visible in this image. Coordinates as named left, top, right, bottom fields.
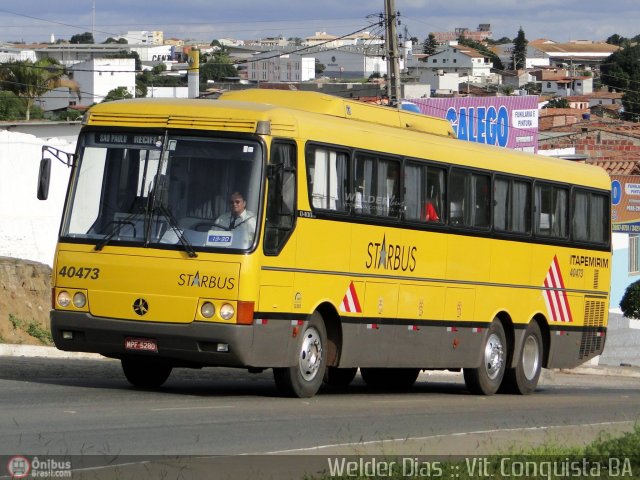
left=94, top=210, right=141, bottom=251
left=156, top=204, right=198, bottom=258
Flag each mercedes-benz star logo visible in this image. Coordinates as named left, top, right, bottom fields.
left=133, top=298, right=149, bottom=316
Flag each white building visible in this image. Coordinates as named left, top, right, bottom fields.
left=409, top=42, right=497, bottom=92
left=70, top=58, right=136, bottom=106
left=0, top=45, right=36, bottom=62
left=540, top=73, right=593, bottom=97
left=129, top=44, right=173, bottom=62
left=422, top=43, right=493, bottom=82
left=120, top=31, right=164, bottom=45
left=248, top=52, right=315, bottom=83
left=311, top=48, right=388, bottom=79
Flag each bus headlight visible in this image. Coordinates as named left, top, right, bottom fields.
left=219, top=303, right=235, bottom=320
left=201, top=301, right=215, bottom=318
left=57, top=291, right=71, bottom=307
left=73, top=292, right=87, bottom=308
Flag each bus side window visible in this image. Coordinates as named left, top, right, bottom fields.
left=308, top=146, right=348, bottom=212
left=535, top=183, right=568, bottom=239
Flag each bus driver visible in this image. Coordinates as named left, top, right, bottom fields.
left=215, top=191, right=256, bottom=246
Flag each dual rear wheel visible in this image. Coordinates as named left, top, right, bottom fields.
left=463, top=320, right=543, bottom=395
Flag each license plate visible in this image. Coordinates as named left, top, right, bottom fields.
left=125, top=337, right=158, bottom=352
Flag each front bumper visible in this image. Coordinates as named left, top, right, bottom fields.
left=51, top=311, right=296, bottom=368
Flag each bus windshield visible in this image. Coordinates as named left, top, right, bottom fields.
left=63, top=131, right=263, bottom=251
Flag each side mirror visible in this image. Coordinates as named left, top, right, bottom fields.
left=37, top=158, right=51, bottom=200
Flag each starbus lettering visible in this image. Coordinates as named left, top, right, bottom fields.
left=445, top=106, right=509, bottom=147
left=178, top=271, right=236, bottom=290
left=366, top=235, right=417, bottom=272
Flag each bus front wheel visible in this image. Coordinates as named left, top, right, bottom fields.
left=501, top=321, right=543, bottom=395
left=121, top=358, right=172, bottom=388
left=463, top=320, right=507, bottom=395
left=273, top=312, right=328, bottom=398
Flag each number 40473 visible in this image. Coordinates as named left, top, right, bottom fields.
left=58, top=265, right=100, bottom=280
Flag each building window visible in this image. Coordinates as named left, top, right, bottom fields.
left=433, top=59, right=437, bottom=63
left=453, top=59, right=457, bottom=64
left=630, top=235, right=640, bottom=274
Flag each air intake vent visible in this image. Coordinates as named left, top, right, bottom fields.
left=579, top=299, right=606, bottom=359
left=167, top=117, right=257, bottom=132
left=593, top=269, right=599, bottom=290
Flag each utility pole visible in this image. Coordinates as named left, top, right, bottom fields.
left=385, top=0, right=401, bottom=107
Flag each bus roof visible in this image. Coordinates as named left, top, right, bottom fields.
left=219, top=89, right=456, bottom=138
left=84, top=92, right=610, bottom=191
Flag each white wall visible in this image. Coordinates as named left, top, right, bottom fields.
left=72, top=58, right=136, bottom=106
left=0, top=130, right=73, bottom=266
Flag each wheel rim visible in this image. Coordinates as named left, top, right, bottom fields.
left=298, top=326, right=323, bottom=382
left=522, top=334, right=540, bottom=380
left=484, top=333, right=505, bottom=380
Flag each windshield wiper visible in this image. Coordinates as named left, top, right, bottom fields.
left=154, top=203, right=198, bottom=258
left=94, top=210, right=142, bottom=251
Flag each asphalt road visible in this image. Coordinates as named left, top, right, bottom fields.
left=1, top=356, right=640, bottom=478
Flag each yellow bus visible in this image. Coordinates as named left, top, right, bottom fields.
left=38, top=89, right=611, bottom=398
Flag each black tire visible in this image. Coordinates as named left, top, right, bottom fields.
left=323, top=367, right=358, bottom=389
left=121, top=358, right=172, bottom=388
left=463, top=320, right=507, bottom=395
left=273, top=312, right=328, bottom=398
left=360, top=368, right=420, bottom=391
left=501, top=321, right=543, bottom=395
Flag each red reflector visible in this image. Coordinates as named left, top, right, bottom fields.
left=237, top=301, right=255, bottom=325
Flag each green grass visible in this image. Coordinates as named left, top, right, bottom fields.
left=25, top=320, right=53, bottom=344
left=8, top=313, right=24, bottom=330
left=7, top=313, right=52, bottom=345
left=311, top=424, right=640, bottom=479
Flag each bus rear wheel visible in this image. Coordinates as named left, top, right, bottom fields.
left=121, top=358, right=172, bottom=388
left=463, top=320, right=507, bottom=395
left=360, top=368, right=420, bottom=391
left=502, top=321, right=542, bottom=395
left=273, top=312, right=327, bottom=398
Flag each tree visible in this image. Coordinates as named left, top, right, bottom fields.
left=70, top=32, right=95, bottom=44
left=486, top=36, right=512, bottom=45
left=620, top=279, right=640, bottom=318
left=199, top=49, right=238, bottom=85
left=0, top=91, right=27, bottom=120
left=601, top=43, right=640, bottom=120
left=103, top=37, right=128, bottom=44
left=315, top=60, right=325, bottom=76
left=457, top=37, right=504, bottom=70
left=513, top=27, right=528, bottom=70
left=0, top=58, right=80, bottom=120
left=422, top=33, right=438, bottom=57
left=102, top=87, right=133, bottom=103
left=606, top=34, right=627, bottom=46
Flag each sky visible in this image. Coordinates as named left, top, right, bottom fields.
left=0, top=0, right=638, bottom=46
